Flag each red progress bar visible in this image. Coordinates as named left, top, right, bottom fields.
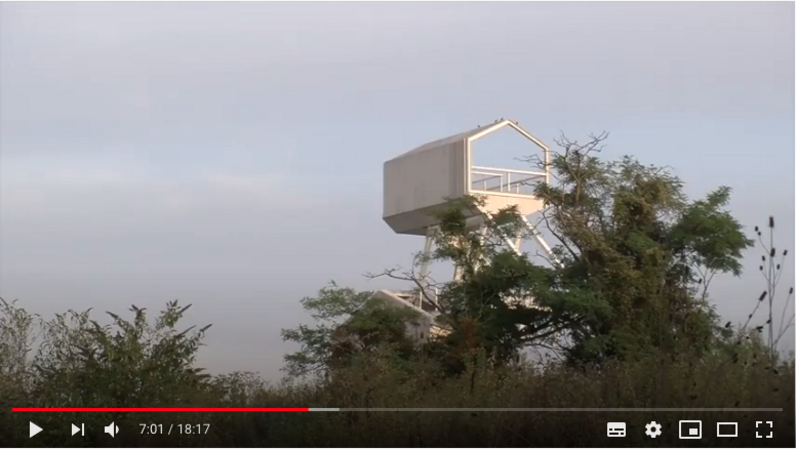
left=13, top=408, right=309, bottom=412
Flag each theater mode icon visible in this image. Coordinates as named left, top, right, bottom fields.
left=716, top=422, right=738, bottom=437
left=607, top=422, right=626, bottom=437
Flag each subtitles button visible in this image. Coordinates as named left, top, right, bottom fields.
left=607, top=422, right=626, bottom=437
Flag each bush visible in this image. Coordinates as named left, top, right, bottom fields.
left=0, top=298, right=792, bottom=447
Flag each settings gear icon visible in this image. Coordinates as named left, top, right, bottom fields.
left=645, top=421, right=663, bottom=438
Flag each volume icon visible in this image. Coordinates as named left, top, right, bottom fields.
left=71, top=423, right=85, bottom=436
left=104, top=422, right=119, bottom=438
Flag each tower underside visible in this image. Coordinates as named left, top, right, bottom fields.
left=383, top=192, right=545, bottom=236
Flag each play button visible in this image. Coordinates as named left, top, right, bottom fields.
left=29, top=422, right=43, bottom=438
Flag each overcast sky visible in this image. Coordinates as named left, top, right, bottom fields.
left=1, top=2, right=793, bottom=380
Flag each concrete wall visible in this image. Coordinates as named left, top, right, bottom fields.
left=383, top=135, right=545, bottom=235
left=383, top=140, right=466, bottom=227
left=372, top=290, right=437, bottom=342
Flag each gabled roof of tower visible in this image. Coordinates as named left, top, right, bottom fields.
left=392, top=119, right=548, bottom=160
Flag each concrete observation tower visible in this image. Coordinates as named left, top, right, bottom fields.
left=373, top=119, right=560, bottom=341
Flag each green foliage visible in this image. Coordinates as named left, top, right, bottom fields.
left=0, top=296, right=791, bottom=447
left=0, top=298, right=37, bottom=409
left=31, top=301, right=212, bottom=408
left=0, top=299, right=218, bottom=447
left=281, top=283, right=421, bottom=378
left=423, top=196, right=608, bottom=374
left=0, top=286, right=793, bottom=447
left=530, top=136, right=754, bottom=363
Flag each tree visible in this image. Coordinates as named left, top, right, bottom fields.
left=528, top=133, right=754, bottom=363
left=282, top=133, right=756, bottom=376
left=414, top=196, right=610, bottom=374
left=281, top=283, right=421, bottom=378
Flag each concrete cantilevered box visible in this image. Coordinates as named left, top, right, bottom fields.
left=383, top=119, right=550, bottom=236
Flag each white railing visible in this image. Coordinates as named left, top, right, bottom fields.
left=394, top=288, right=440, bottom=314
left=470, top=166, right=546, bottom=195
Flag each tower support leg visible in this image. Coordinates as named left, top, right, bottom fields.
left=418, top=226, right=438, bottom=307
left=418, top=226, right=436, bottom=280
left=518, top=215, right=563, bottom=268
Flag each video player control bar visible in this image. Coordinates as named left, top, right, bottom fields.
left=13, top=407, right=783, bottom=412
